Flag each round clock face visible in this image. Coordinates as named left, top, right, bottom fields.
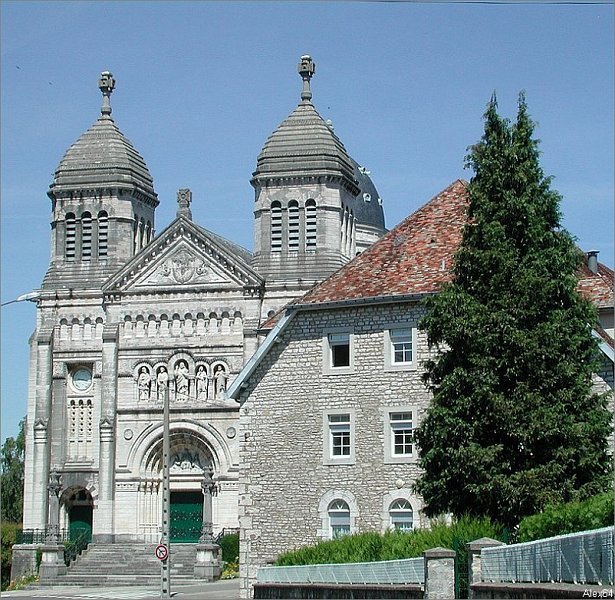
left=71, top=367, right=92, bottom=392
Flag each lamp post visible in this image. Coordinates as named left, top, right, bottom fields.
left=46, top=469, right=63, bottom=543
left=199, top=465, right=217, bottom=543
left=39, top=468, right=67, bottom=580
left=194, top=465, right=221, bottom=580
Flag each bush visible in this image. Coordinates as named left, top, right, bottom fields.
left=517, top=491, right=614, bottom=542
left=275, top=516, right=505, bottom=565
left=1, top=522, right=21, bottom=591
left=218, top=532, right=239, bottom=563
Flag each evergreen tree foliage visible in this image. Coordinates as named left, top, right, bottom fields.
left=1, top=418, right=25, bottom=523
left=414, top=94, right=612, bottom=528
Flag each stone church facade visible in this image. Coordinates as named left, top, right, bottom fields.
left=22, top=57, right=386, bottom=545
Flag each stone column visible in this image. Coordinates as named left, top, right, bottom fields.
left=39, top=469, right=67, bottom=580
left=94, top=325, right=118, bottom=543
left=423, top=547, right=456, bottom=600
left=467, top=537, right=506, bottom=599
left=194, top=465, right=221, bottom=580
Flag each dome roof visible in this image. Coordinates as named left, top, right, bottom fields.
left=349, top=158, right=386, bottom=230
left=251, top=56, right=359, bottom=195
left=49, top=72, right=157, bottom=201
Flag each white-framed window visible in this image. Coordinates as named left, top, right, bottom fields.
left=323, top=409, right=355, bottom=465
left=328, top=499, right=351, bottom=538
left=390, top=412, right=413, bottom=456
left=318, top=490, right=358, bottom=540
left=329, top=413, right=351, bottom=457
left=389, top=499, right=414, bottom=532
left=383, top=407, right=416, bottom=464
left=323, top=329, right=354, bottom=374
left=384, top=326, right=417, bottom=371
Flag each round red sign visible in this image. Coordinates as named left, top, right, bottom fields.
left=155, top=543, right=169, bottom=561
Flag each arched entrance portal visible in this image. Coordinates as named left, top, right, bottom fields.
left=62, top=488, right=94, bottom=542
left=143, top=430, right=214, bottom=543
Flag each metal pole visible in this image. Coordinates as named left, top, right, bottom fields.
left=160, top=381, right=171, bottom=597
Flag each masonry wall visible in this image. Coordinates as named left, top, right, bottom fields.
left=238, top=301, right=433, bottom=598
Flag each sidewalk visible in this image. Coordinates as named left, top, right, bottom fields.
left=1, top=578, right=240, bottom=599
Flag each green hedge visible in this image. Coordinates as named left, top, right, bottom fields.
left=517, top=491, right=615, bottom=542
left=275, top=516, right=505, bottom=565
left=218, top=532, right=239, bottom=563
left=1, top=522, right=21, bottom=590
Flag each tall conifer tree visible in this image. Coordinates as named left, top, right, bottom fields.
left=414, top=95, right=612, bottom=528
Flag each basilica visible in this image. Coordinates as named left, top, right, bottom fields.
left=21, top=56, right=386, bottom=544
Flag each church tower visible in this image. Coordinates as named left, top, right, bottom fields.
left=252, top=56, right=386, bottom=314
left=44, top=72, right=159, bottom=290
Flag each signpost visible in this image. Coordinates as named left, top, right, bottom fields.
left=160, top=382, right=171, bottom=597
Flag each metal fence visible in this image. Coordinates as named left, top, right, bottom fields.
left=482, top=526, right=614, bottom=586
left=16, top=528, right=71, bottom=544
left=257, top=557, right=425, bottom=585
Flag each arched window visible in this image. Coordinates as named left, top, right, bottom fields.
left=389, top=499, right=413, bottom=532
left=65, top=213, right=76, bottom=260
left=288, top=200, right=299, bottom=251
left=328, top=499, right=350, bottom=539
left=133, top=220, right=139, bottom=253
left=97, top=211, right=108, bottom=258
left=81, top=212, right=92, bottom=260
left=146, top=220, right=152, bottom=244
left=270, top=201, right=282, bottom=252
left=305, top=199, right=317, bottom=250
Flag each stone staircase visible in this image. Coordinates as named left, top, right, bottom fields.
left=32, top=543, right=201, bottom=587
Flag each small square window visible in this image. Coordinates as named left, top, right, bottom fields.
left=384, top=327, right=416, bottom=372
left=329, top=333, right=350, bottom=368
left=390, top=328, right=413, bottom=363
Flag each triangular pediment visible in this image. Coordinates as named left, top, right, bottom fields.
left=103, top=217, right=263, bottom=295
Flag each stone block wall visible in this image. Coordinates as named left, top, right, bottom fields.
left=238, top=301, right=433, bottom=598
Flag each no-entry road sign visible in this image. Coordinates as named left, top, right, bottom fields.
left=155, top=543, right=169, bottom=561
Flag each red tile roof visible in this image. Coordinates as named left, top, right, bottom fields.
left=298, top=179, right=469, bottom=305
left=577, top=262, right=614, bottom=309
left=261, top=179, right=613, bottom=345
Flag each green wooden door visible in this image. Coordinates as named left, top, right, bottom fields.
left=69, top=505, right=92, bottom=542
left=170, top=491, right=202, bottom=543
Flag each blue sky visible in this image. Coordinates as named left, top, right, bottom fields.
left=1, top=0, right=613, bottom=443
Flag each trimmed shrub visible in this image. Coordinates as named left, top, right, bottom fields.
left=275, top=516, right=505, bottom=565
left=517, top=491, right=615, bottom=542
left=218, top=532, right=239, bottom=563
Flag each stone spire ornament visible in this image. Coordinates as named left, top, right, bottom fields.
left=176, top=188, right=193, bottom=220
left=98, top=71, right=115, bottom=118
left=298, top=55, right=315, bottom=102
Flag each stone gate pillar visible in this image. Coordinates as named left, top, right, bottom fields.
left=194, top=465, right=221, bottom=580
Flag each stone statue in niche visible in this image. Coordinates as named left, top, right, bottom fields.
left=137, top=366, right=152, bottom=401
left=156, top=366, right=168, bottom=401
left=214, top=365, right=228, bottom=399
left=196, top=365, right=208, bottom=401
left=174, top=360, right=190, bottom=401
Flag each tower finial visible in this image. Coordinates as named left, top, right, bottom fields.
left=176, top=188, right=193, bottom=220
left=98, top=71, right=115, bottom=118
left=298, top=55, right=315, bottom=102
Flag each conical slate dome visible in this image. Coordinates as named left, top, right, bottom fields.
left=251, top=56, right=359, bottom=195
left=49, top=72, right=157, bottom=202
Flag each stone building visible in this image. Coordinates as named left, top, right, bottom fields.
left=227, top=180, right=614, bottom=599
left=21, top=57, right=386, bottom=545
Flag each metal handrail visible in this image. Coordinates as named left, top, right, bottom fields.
left=16, top=528, right=71, bottom=544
